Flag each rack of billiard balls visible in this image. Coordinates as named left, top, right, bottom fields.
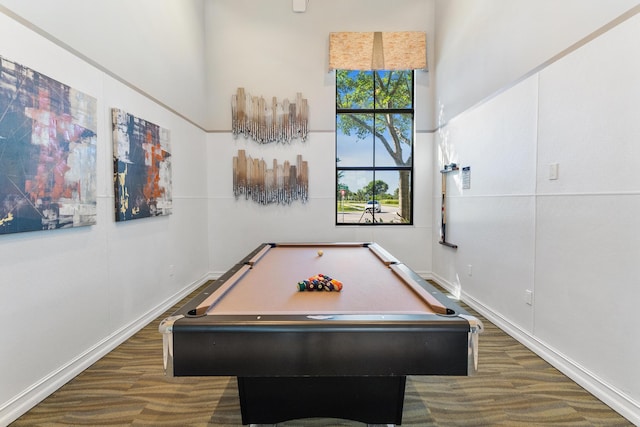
left=297, top=274, right=343, bottom=292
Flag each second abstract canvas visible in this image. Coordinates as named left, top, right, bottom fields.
left=112, top=108, right=172, bottom=222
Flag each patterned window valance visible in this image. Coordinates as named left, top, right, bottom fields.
left=329, top=31, right=427, bottom=71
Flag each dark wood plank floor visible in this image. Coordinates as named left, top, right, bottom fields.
left=10, top=282, right=632, bottom=426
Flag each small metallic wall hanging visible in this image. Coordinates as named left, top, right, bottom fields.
left=233, top=150, right=308, bottom=205
left=231, top=88, right=309, bottom=143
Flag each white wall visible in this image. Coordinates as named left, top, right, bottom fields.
left=0, top=7, right=209, bottom=425
left=206, top=131, right=434, bottom=275
left=0, top=0, right=208, bottom=129
left=9, top=0, right=638, bottom=425
left=433, top=75, right=539, bottom=328
left=434, top=0, right=640, bottom=125
left=204, top=0, right=437, bottom=274
left=534, top=14, right=640, bottom=414
left=205, top=0, right=436, bottom=131
left=433, top=3, right=640, bottom=423
left=0, top=1, right=438, bottom=424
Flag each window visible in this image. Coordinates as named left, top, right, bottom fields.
left=336, top=70, right=414, bottom=225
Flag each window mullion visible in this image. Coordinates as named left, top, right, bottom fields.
left=335, top=70, right=413, bottom=225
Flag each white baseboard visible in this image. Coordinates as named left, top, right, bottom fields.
left=429, top=273, right=639, bottom=426
left=0, top=273, right=211, bottom=427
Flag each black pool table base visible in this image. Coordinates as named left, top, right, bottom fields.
left=238, top=376, right=406, bottom=425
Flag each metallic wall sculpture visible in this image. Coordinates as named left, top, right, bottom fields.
left=231, top=88, right=308, bottom=144
left=232, top=150, right=308, bottom=205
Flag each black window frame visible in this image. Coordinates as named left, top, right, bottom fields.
left=335, top=70, right=415, bottom=226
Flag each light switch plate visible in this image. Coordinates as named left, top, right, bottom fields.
left=292, top=0, right=307, bottom=12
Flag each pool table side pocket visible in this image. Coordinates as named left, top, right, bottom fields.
left=368, top=242, right=400, bottom=265
left=389, top=263, right=450, bottom=315
left=192, top=264, right=252, bottom=315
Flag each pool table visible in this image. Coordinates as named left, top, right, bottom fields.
left=160, top=242, right=483, bottom=425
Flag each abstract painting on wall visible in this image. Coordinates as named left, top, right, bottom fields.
left=112, top=108, right=172, bottom=222
left=0, top=55, right=97, bottom=235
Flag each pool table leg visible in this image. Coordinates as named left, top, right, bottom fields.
left=238, top=376, right=406, bottom=425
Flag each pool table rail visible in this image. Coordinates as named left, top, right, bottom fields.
left=159, top=242, right=483, bottom=378
left=161, top=314, right=475, bottom=377
left=159, top=242, right=484, bottom=425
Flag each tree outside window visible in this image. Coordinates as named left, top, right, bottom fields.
left=336, top=70, right=413, bottom=225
